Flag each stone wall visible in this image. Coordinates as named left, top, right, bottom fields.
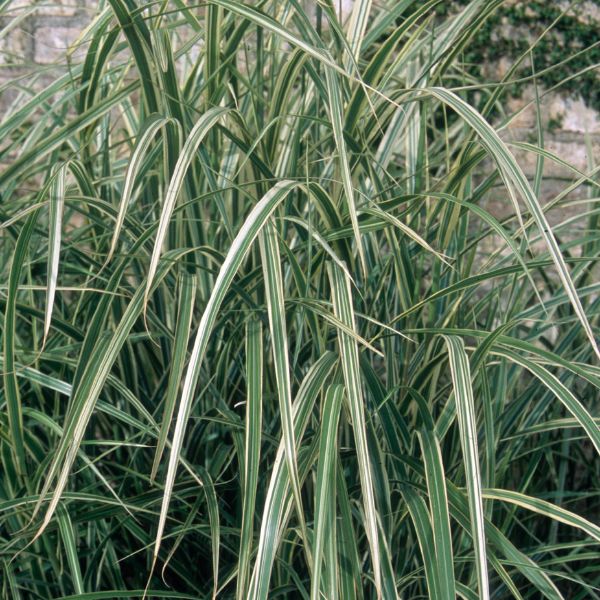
left=0, top=0, right=91, bottom=126
left=504, top=89, right=600, bottom=206
left=1, top=0, right=599, bottom=208
left=495, top=1, right=600, bottom=211
left=0, top=1, right=88, bottom=67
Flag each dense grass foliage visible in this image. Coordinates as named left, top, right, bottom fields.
left=1, top=1, right=600, bottom=598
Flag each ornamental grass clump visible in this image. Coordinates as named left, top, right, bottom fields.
left=1, top=1, right=599, bottom=598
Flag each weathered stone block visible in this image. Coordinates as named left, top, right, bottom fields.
left=34, top=26, right=84, bottom=63
left=559, top=97, right=600, bottom=134
left=35, top=0, right=79, bottom=17
left=0, top=26, right=33, bottom=65
left=4, top=0, right=79, bottom=16
left=558, top=0, right=600, bottom=25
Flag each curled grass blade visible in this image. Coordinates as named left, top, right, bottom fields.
left=427, top=87, right=600, bottom=361
left=107, top=114, right=180, bottom=265
left=144, top=107, right=230, bottom=309
left=152, top=180, right=300, bottom=574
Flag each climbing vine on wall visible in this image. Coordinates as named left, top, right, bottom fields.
left=437, top=0, right=600, bottom=111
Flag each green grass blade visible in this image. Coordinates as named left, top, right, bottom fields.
left=107, top=0, right=158, bottom=113
left=0, top=82, right=136, bottom=188
left=345, top=0, right=372, bottom=70
left=443, top=335, right=489, bottom=599
left=205, top=3, right=222, bottom=103
left=483, top=489, right=600, bottom=543
left=328, top=262, right=381, bottom=597
left=493, top=349, right=600, bottom=455
left=2, top=559, right=22, bottom=600
left=57, top=505, right=85, bottom=595
left=3, top=207, right=42, bottom=476
left=236, top=317, right=263, bottom=600
left=400, top=484, right=441, bottom=599
left=248, top=352, right=337, bottom=599
left=198, top=466, right=220, bottom=599
left=150, top=272, right=197, bottom=481
left=30, top=250, right=189, bottom=540
left=311, top=384, right=343, bottom=600
left=107, top=114, right=179, bottom=264
left=325, top=67, right=366, bottom=275
left=418, top=428, right=456, bottom=599
left=258, top=220, right=310, bottom=564
left=43, top=163, right=67, bottom=346
left=144, top=107, right=230, bottom=308
left=445, top=481, right=563, bottom=599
